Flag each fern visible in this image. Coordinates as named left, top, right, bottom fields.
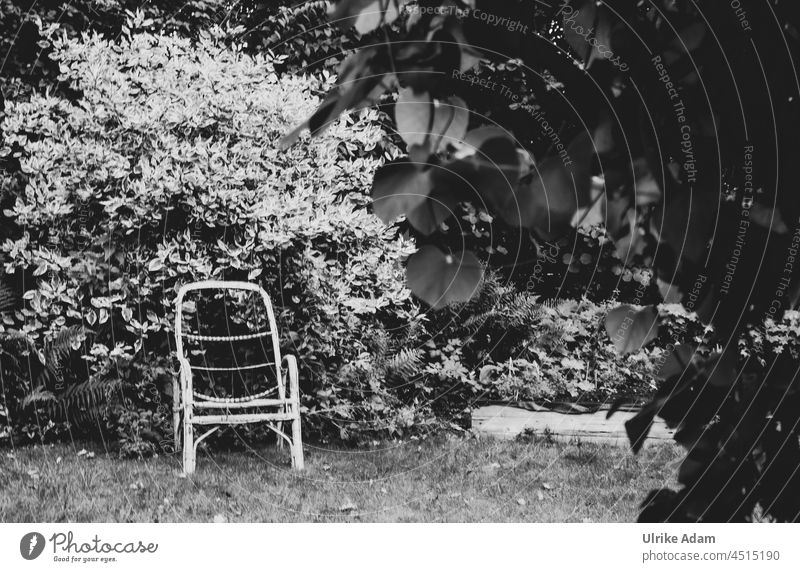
left=385, top=348, right=422, bottom=381
left=37, top=325, right=86, bottom=385
left=0, top=280, right=15, bottom=313
left=13, top=325, right=112, bottom=428
left=24, top=377, right=122, bottom=426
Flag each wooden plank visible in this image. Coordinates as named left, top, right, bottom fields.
left=472, top=405, right=675, bottom=446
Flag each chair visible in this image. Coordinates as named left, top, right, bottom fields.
left=172, top=280, right=304, bottom=473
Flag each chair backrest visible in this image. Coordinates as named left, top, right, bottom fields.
left=175, top=281, right=284, bottom=401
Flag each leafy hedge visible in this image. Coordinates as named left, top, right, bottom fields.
left=0, top=26, right=416, bottom=452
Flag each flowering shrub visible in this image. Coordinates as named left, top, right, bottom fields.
left=0, top=26, right=415, bottom=452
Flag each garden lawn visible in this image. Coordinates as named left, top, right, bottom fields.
left=1, top=435, right=682, bottom=522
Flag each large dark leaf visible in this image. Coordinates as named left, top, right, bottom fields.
left=405, top=186, right=462, bottom=236
left=654, top=189, right=717, bottom=264
left=561, top=0, right=614, bottom=68
left=395, top=88, right=432, bottom=148
left=406, top=246, right=483, bottom=308
left=372, top=160, right=434, bottom=224
left=604, top=305, right=659, bottom=355
left=508, top=133, right=595, bottom=237
left=706, top=348, right=738, bottom=388
left=443, top=129, right=521, bottom=214
left=654, top=344, right=697, bottom=381
left=328, top=0, right=406, bottom=34
left=395, top=89, right=468, bottom=152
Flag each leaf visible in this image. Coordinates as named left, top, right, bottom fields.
left=566, top=131, right=594, bottom=207
left=654, top=344, right=697, bottom=381
left=706, top=348, right=738, bottom=388
left=405, top=185, right=462, bottom=236
left=657, top=278, right=684, bottom=304
left=633, top=158, right=662, bottom=206
left=562, top=1, right=614, bottom=68
left=749, top=202, right=789, bottom=235
left=638, top=488, right=680, bottom=522
left=604, top=305, right=659, bottom=355
left=371, top=160, right=434, bottom=224
left=613, top=210, right=647, bottom=264
left=406, top=247, right=483, bottom=309
left=604, top=195, right=632, bottom=238
left=593, top=113, right=614, bottom=154
left=512, top=133, right=593, bottom=237
left=665, top=21, right=707, bottom=64
left=393, top=29, right=462, bottom=91
left=440, top=130, right=521, bottom=218
left=430, top=97, right=469, bottom=153
left=513, top=156, right=573, bottom=233
left=328, top=0, right=405, bottom=35
left=147, top=258, right=164, bottom=272
left=395, top=90, right=468, bottom=153
left=654, top=189, right=717, bottom=264
left=453, top=126, right=513, bottom=158
left=625, top=405, right=657, bottom=454
left=395, top=88, right=432, bottom=148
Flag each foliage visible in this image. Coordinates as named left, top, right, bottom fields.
left=0, top=0, right=356, bottom=99
left=0, top=26, right=415, bottom=452
left=0, top=17, right=670, bottom=453
left=285, top=0, right=800, bottom=521
left=238, top=0, right=358, bottom=73
left=421, top=275, right=708, bottom=406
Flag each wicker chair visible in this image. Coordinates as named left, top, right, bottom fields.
left=173, top=280, right=304, bottom=473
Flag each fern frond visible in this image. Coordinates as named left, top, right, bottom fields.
left=24, top=377, right=122, bottom=426
left=37, top=325, right=87, bottom=385
left=0, top=329, right=35, bottom=366
left=46, top=325, right=86, bottom=365
left=0, top=280, right=15, bottom=313
left=21, top=386, right=56, bottom=409
left=385, top=348, right=422, bottom=380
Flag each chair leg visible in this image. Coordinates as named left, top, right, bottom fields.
left=291, top=406, right=304, bottom=471
left=173, top=377, right=181, bottom=452
left=183, top=415, right=195, bottom=474
left=276, top=421, right=285, bottom=450
left=173, top=409, right=181, bottom=453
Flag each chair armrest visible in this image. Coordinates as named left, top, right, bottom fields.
left=281, top=355, right=300, bottom=402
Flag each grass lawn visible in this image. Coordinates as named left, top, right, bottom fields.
left=1, top=434, right=683, bottom=522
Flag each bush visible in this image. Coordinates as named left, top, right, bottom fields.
left=415, top=276, right=703, bottom=408
left=0, top=25, right=417, bottom=452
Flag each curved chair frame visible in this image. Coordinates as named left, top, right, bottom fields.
left=173, top=280, right=304, bottom=473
